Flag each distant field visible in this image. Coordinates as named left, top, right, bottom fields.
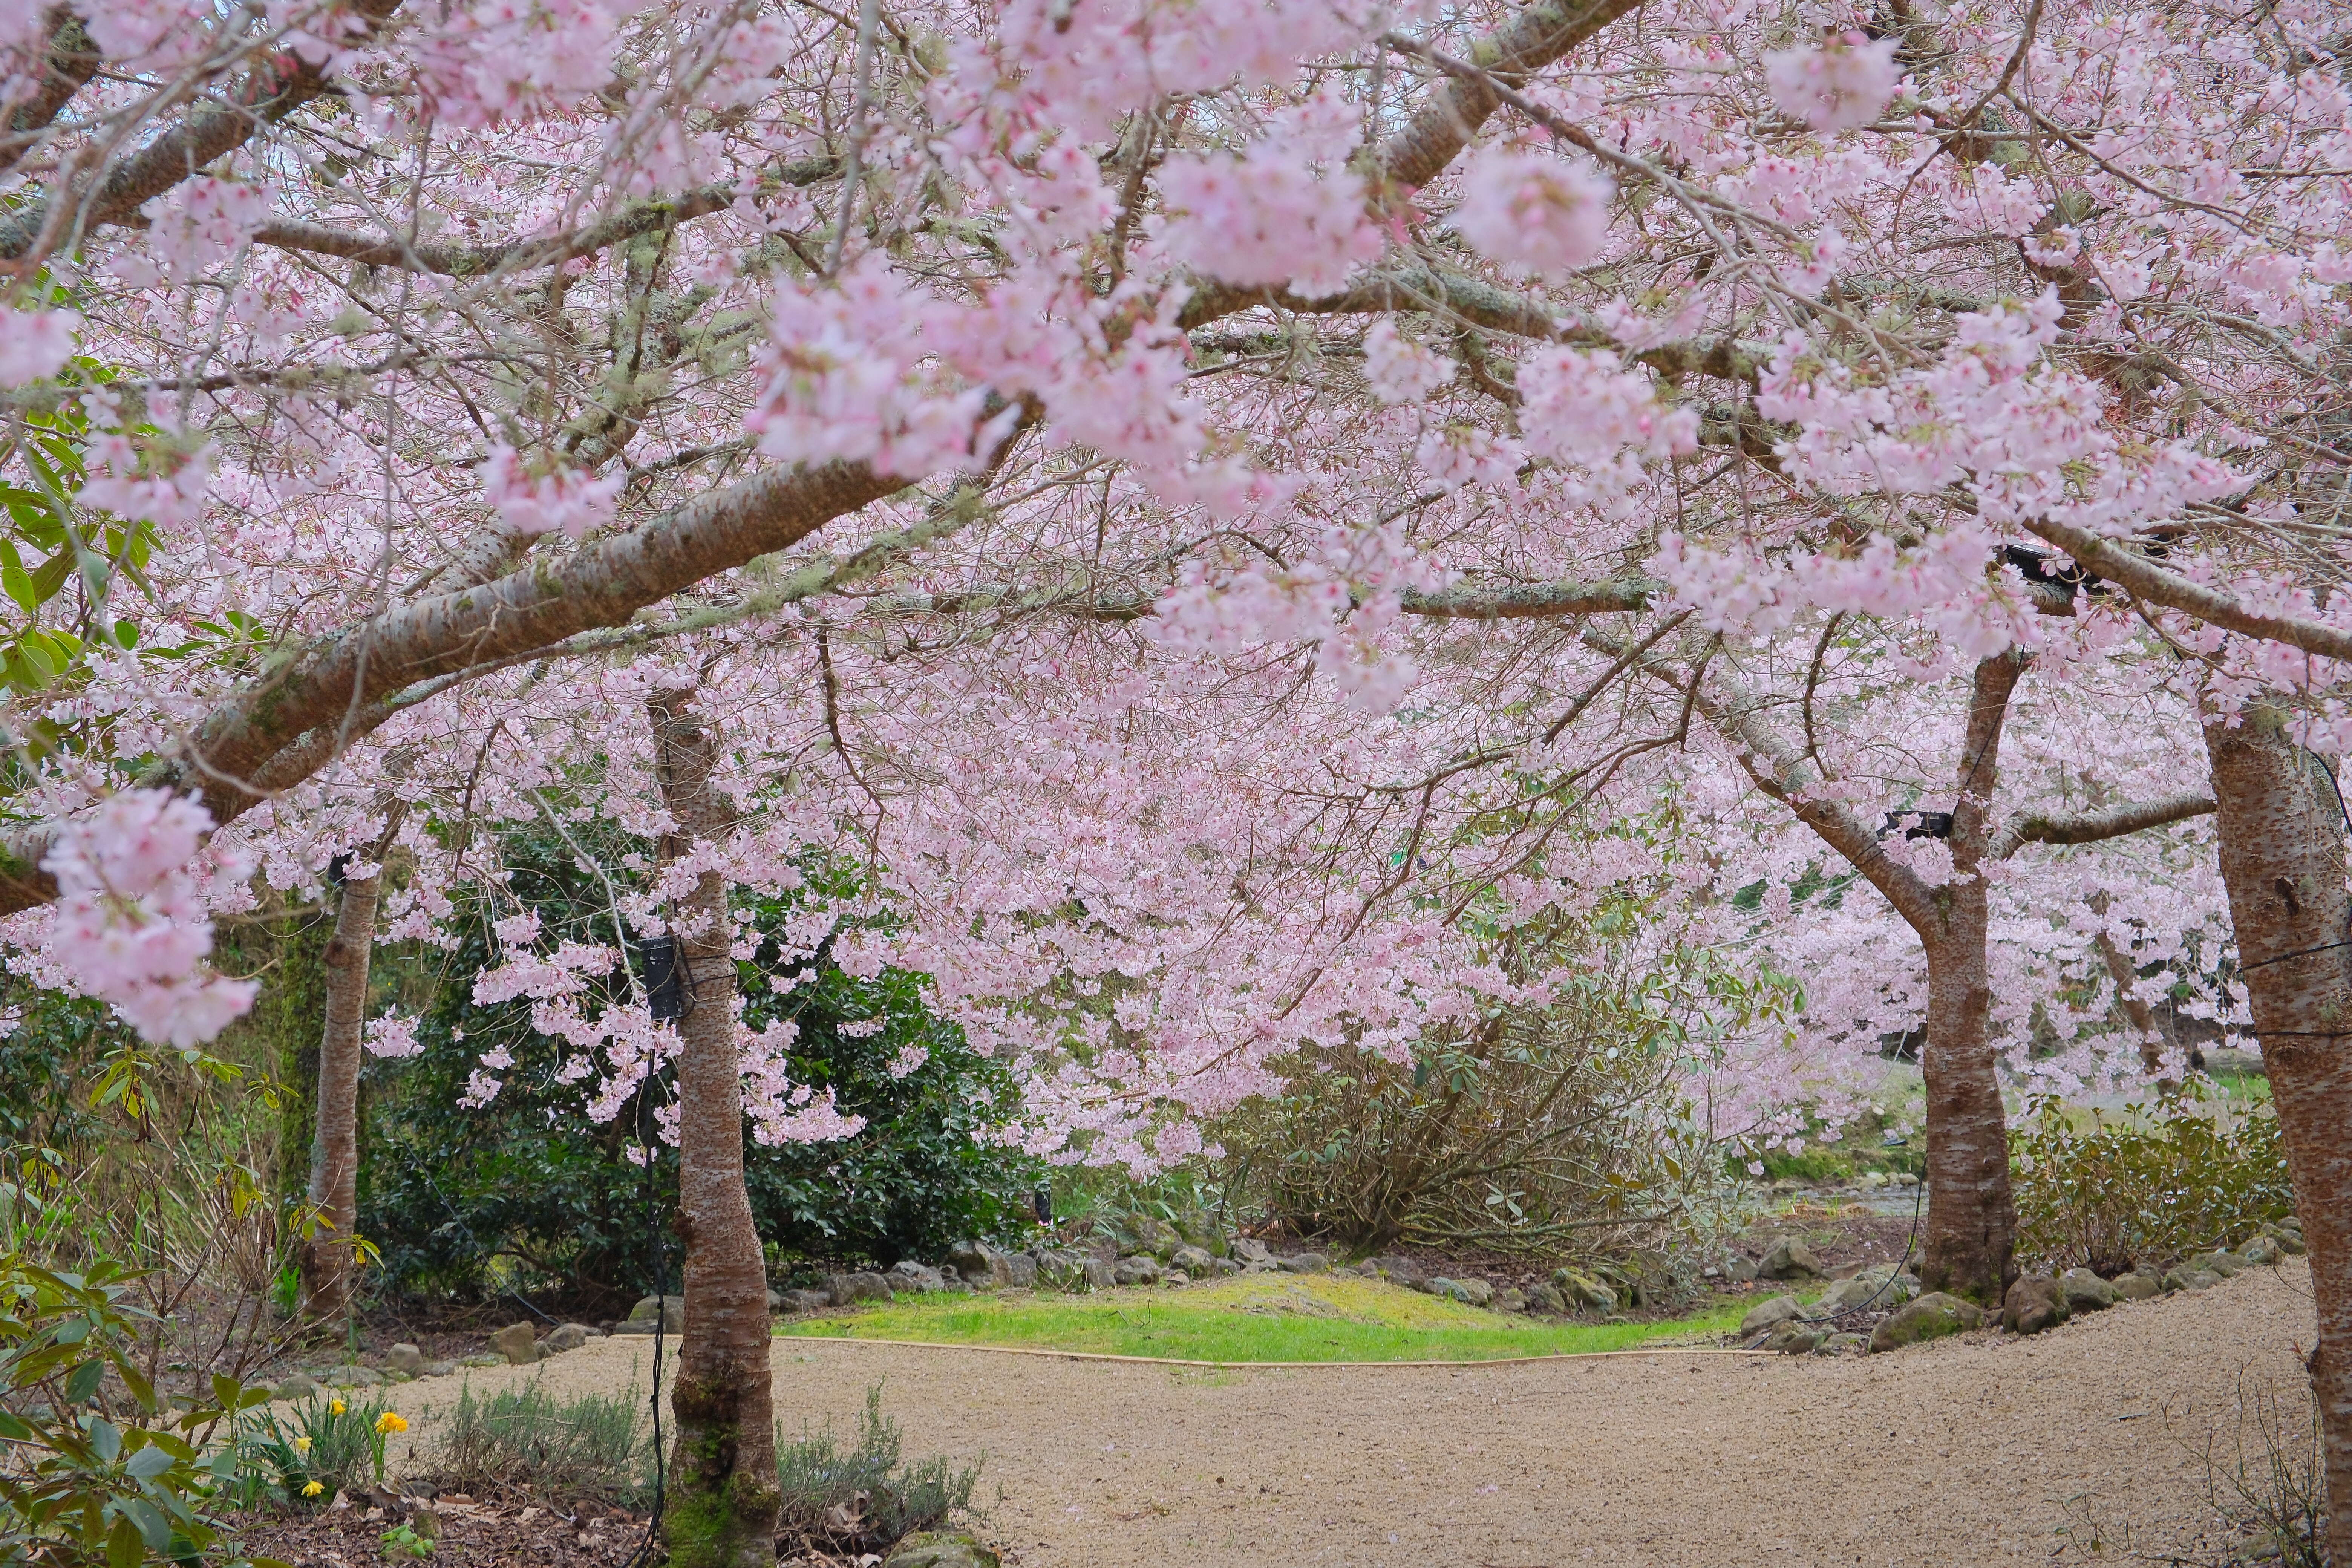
left=773, top=1272, right=1750, bottom=1363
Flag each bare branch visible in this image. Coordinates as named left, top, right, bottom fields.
left=1991, top=791, right=2217, bottom=859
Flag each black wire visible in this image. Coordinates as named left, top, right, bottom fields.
left=624, top=1077, right=668, bottom=1568
left=1817, top=1168, right=1928, bottom=1326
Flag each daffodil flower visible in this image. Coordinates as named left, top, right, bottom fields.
left=375, top=1411, right=408, bottom=1435
left=302, top=1480, right=325, bottom=1498
left=292, top=1435, right=312, bottom=1455
left=329, top=1398, right=346, bottom=1416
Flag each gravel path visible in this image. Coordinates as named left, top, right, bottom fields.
left=384, top=1262, right=2319, bottom=1566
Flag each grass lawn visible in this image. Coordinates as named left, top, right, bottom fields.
left=775, top=1272, right=1753, bottom=1363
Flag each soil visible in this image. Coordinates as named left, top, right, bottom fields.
left=307, top=1255, right=2319, bottom=1567
left=239, top=1498, right=651, bottom=1567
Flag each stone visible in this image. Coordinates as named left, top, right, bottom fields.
left=423, top=1361, right=455, bottom=1378
left=1207, top=1256, right=1243, bottom=1277
left=765, top=1289, right=782, bottom=1311
left=383, top=1344, right=427, bottom=1378
left=1891, top=1172, right=1921, bottom=1188
left=2270, top=1225, right=2307, bottom=1256
left=1361, top=1255, right=1422, bottom=1285
left=1172, top=1208, right=1229, bottom=1257
left=1127, top=1216, right=1185, bottom=1261
left=1163, top=1270, right=1190, bottom=1286
left=1740, top=1294, right=1813, bottom=1337
left=1427, top=1277, right=1468, bottom=1302
left=1232, top=1238, right=1273, bottom=1265
left=1453, top=1278, right=1495, bottom=1308
left=490, top=1323, right=541, bottom=1366
left=2059, top=1269, right=2118, bottom=1312
left=1521, top=1283, right=1565, bottom=1315
left=273, top=1373, right=321, bottom=1402
left=1550, top=1268, right=1618, bottom=1313
left=889, top=1261, right=948, bottom=1294
left=2189, top=1249, right=2242, bottom=1279
left=1276, top=1252, right=1329, bottom=1274
left=2188, top=1269, right=2223, bottom=1291
left=826, top=1271, right=892, bottom=1305
left=1001, top=1252, right=1038, bottom=1289
left=326, top=1364, right=387, bottom=1386
left=458, top=1354, right=505, bottom=1368
left=1859, top=1171, right=1889, bottom=1189
left=780, top=1289, right=831, bottom=1314
left=883, top=1530, right=1001, bottom=1568
left=1761, top=1320, right=1825, bottom=1355
left=1818, top=1268, right=1915, bottom=1314
left=1722, top=1254, right=1760, bottom=1284
left=945, top=1240, right=1013, bottom=1289
left=1494, top=1288, right=1527, bottom=1314
left=2112, top=1269, right=2164, bottom=1300
left=1112, top=1255, right=1162, bottom=1286
left=1756, top=1238, right=1823, bottom=1280
left=629, top=1294, right=684, bottom=1332
left=541, top=1323, right=596, bottom=1354
left=1171, top=1245, right=1217, bottom=1275
left=2002, top=1276, right=2070, bottom=1335
left=1868, top=1292, right=1984, bottom=1352
left=2238, top=1235, right=2285, bottom=1268
left=384, top=1369, right=414, bottom=1384
left=1821, top=1332, right=1869, bottom=1354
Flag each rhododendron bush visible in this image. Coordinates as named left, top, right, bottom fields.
left=1, top=0, right=2349, bottom=1548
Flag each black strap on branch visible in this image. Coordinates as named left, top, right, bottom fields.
left=2239, top=938, right=2352, bottom=972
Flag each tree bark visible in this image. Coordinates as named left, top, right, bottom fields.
left=297, top=864, right=383, bottom=1320
left=2202, top=705, right=2352, bottom=1567
left=648, top=688, right=779, bottom=1568
left=2086, top=892, right=2170, bottom=1078
left=1911, top=652, right=2024, bottom=1304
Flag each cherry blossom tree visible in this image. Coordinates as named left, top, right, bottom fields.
left=3, top=0, right=2351, bottom=1553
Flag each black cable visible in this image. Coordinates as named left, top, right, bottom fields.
left=624, top=1076, right=668, bottom=1568
left=1816, top=1161, right=1928, bottom=1326
left=2237, top=938, right=2352, bottom=973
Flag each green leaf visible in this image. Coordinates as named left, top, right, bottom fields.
left=0, top=563, right=34, bottom=617
left=28, top=550, right=70, bottom=600
left=65, top=1355, right=103, bottom=1404
left=107, top=1513, right=144, bottom=1568
left=125, top=1442, right=174, bottom=1479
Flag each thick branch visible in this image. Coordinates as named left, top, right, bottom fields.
left=0, top=0, right=408, bottom=263
left=1375, top=0, right=1647, bottom=190
left=0, top=9, right=97, bottom=178
left=1991, top=791, right=2217, bottom=858
left=2025, top=518, right=2352, bottom=664
left=0, top=455, right=913, bottom=913
left=1402, top=576, right=1658, bottom=618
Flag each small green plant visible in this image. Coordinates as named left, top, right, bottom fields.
left=430, top=1379, right=649, bottom=1505
left=379, top=1522, right=435, bottom=1560
left=774, top=1386, right=981, bottom=1556
left=2010, top=1088, right=2294, bottom=1276
left=242, top=1391, right=392, bottom=1508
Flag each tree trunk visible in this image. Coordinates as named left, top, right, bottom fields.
left=2087, top=891, right=2170, bottom=1078
left=1910, top=652, right=2025, bottom=1304
left=2202, top=706, right=2352, bottom=1566
left=1916, top=919, right=2016, bottom=1303
left=648, top=688, right=780, bottom=1568
left=297, top=865, right=383, bottom=1320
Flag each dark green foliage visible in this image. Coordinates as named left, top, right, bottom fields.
left=775, top=1386, right=980, bottom=1556
left=430, top=1380, right=649, bottom=1505
left=0, top=1255, right=280, bottom=1566
left=2010, top=1090, right=2295, bottom=1276
left=358, top=826, right=1040, bottom=1308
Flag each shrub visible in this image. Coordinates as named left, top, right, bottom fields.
left=1217, top=966, right=1741, bottom=1259
left=430, top=1379, right=650, bottom=1505
left=2010, top=1089, right=2294, bottom=1276
left=0, top=1255, right=275, bottom=1566
left=775, top=1386, right=981, bottom=1556
left=357, top=828, right=1042, bottom=1307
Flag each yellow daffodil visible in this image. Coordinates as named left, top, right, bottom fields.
left=375, top=1412, right=408, bottom=1435
left=329, top=1399, right=346, bottom=1416
left=302, top=1481, right=325, bottom=1498
left=292, top=1436, right=312, bottom=1455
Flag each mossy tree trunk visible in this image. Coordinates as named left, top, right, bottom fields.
left=2201, top=705, right=2352, bottom=1568
left=648, top=686, right=780, bottom=1568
